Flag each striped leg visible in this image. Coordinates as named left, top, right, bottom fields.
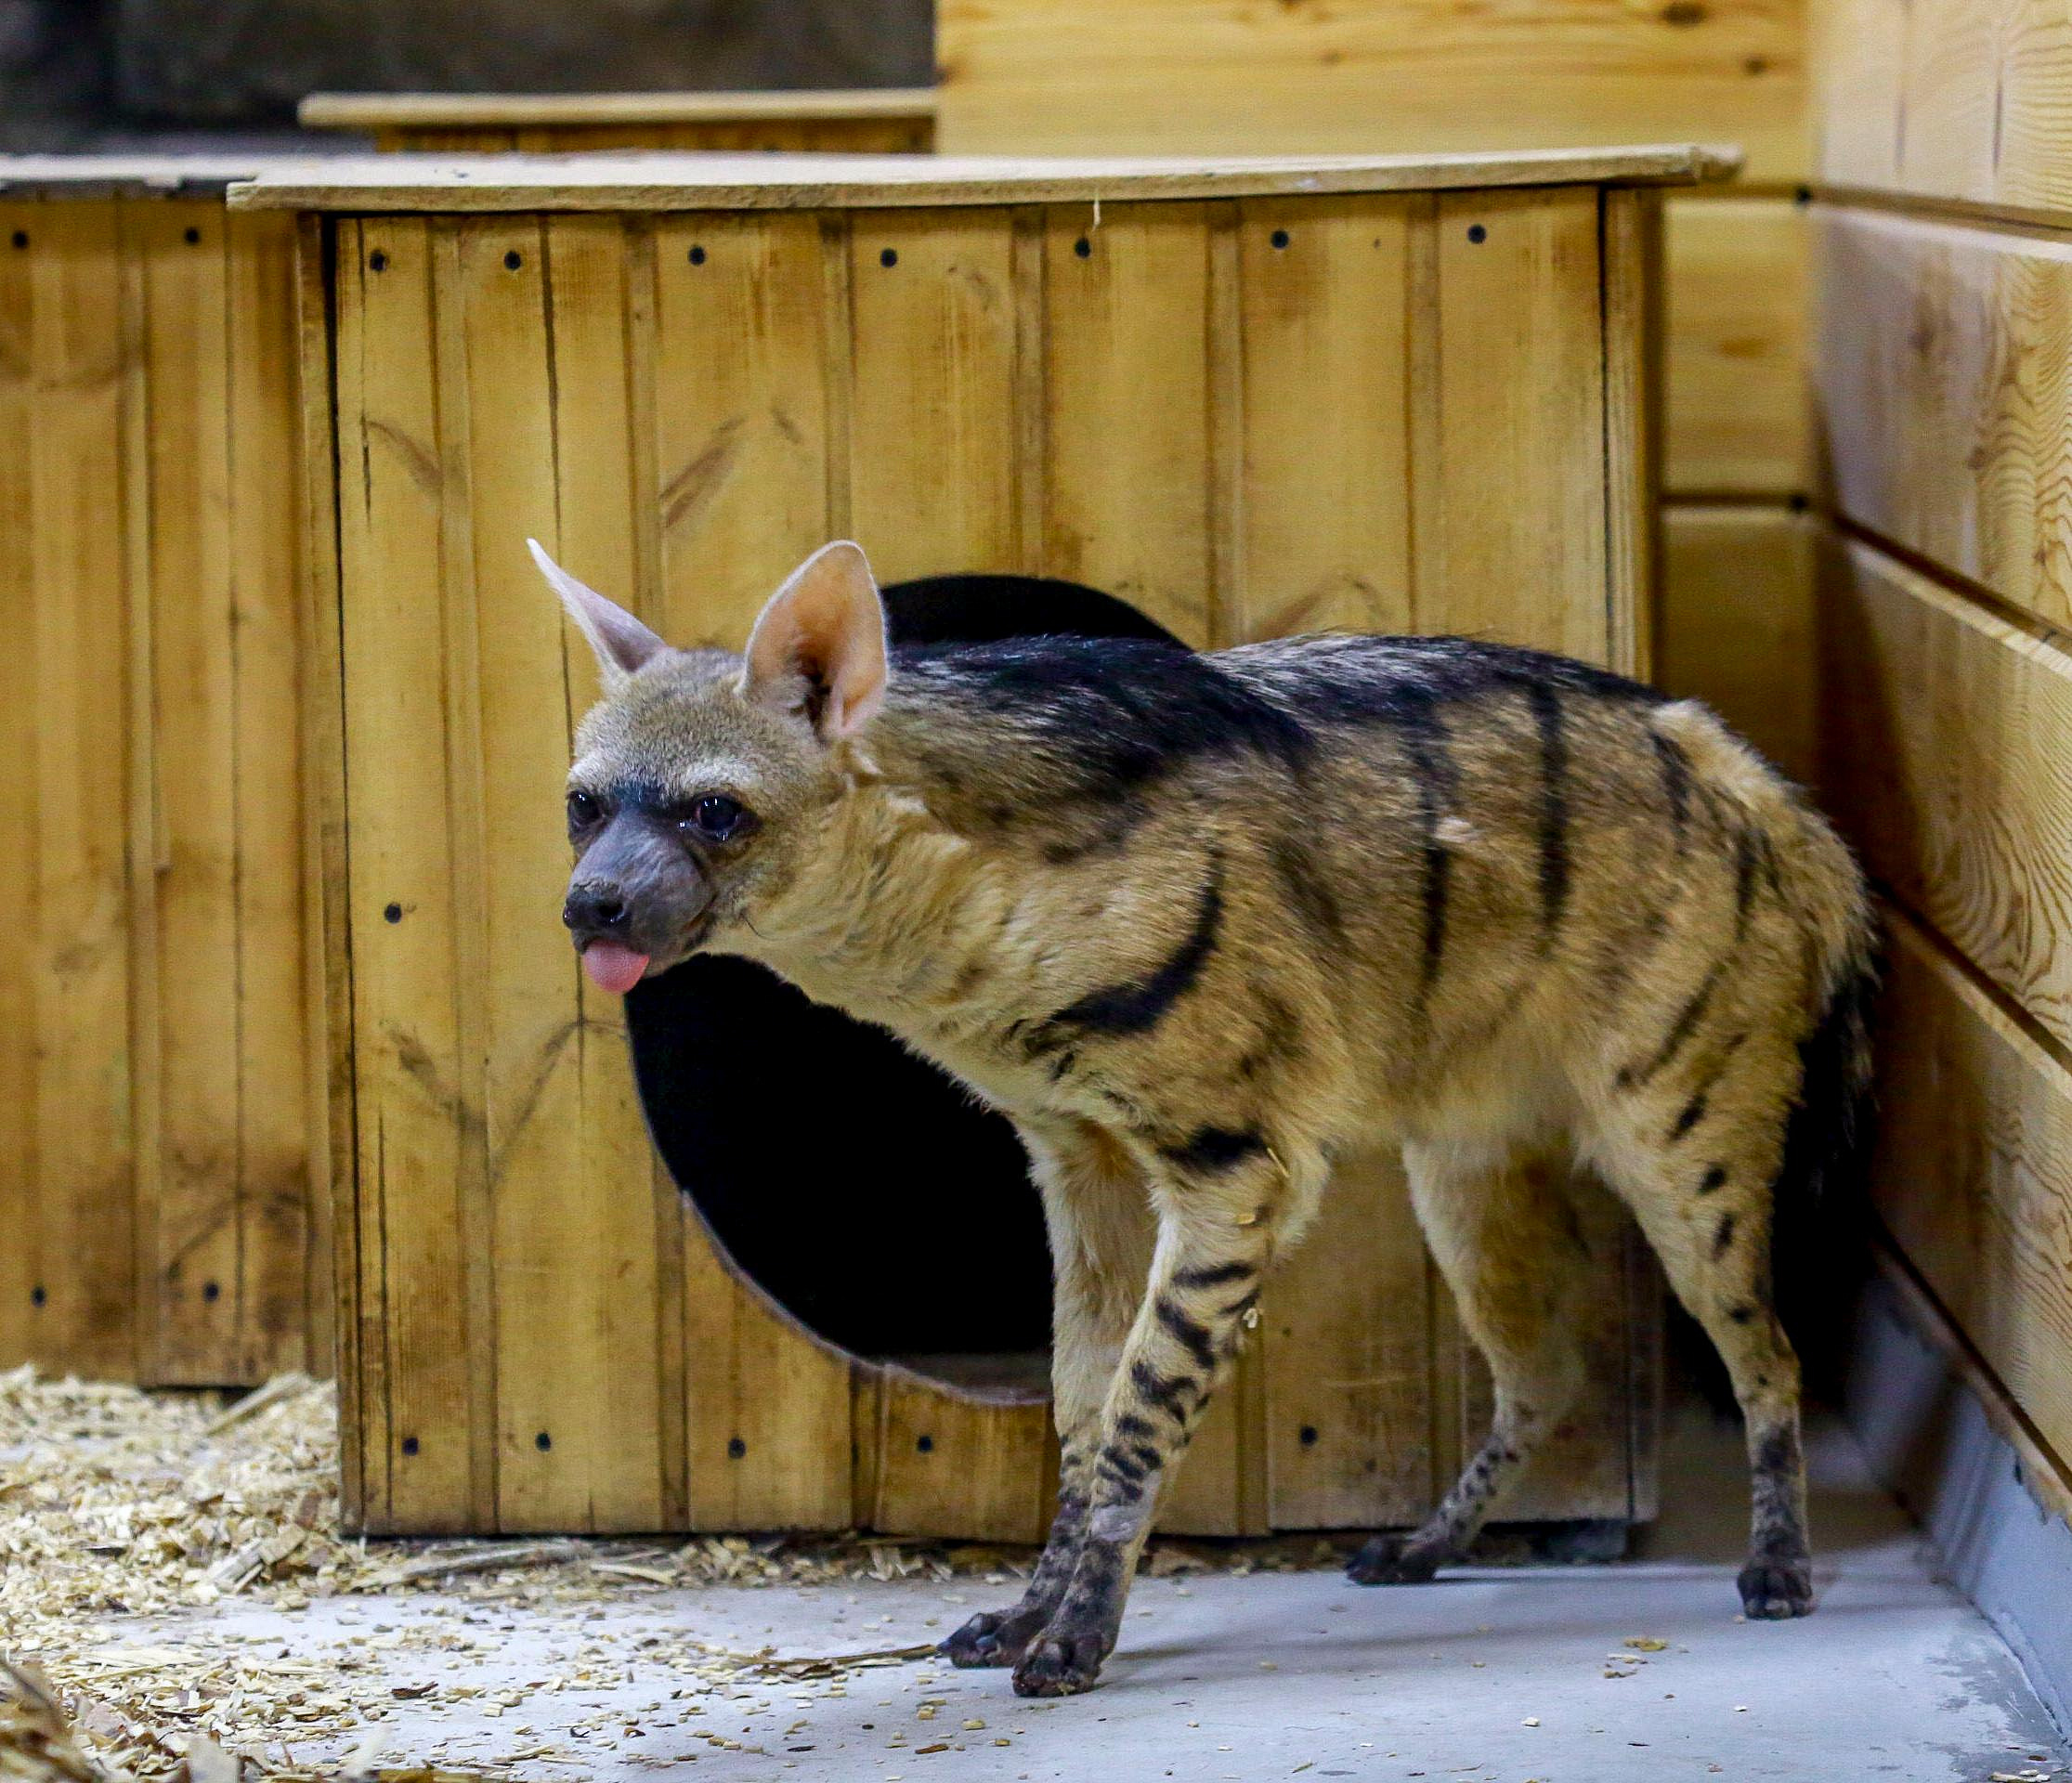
left=1349, top=1145, right=1591, bottom=1585
left=942, top=1121, right=1153, bottom=1669
left=1011, top=1143, right=1290, bottom=1698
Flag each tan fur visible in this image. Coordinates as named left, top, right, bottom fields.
left=542, top=542, right=1875, bottom=1696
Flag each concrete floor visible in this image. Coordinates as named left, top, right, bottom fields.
left=111, top=1412, right=2069, bottom=1782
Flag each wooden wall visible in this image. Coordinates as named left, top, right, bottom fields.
left=310, top=179, right=1663, bottom=1538
left=0, top=185, right=325, bottom=1386
left=939, top=0, right=1818, bottom=809
left=1813, top=9, right=2072, bottom=1505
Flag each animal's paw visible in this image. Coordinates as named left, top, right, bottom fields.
left=1346, top=1531, right=1445, bottom=1586
left=940, top=1607, right=1041, bottom=1669
left=1737, top=1555, right=1814, bottom=1620
left=1011, top=1628, right=1106, bottom=1698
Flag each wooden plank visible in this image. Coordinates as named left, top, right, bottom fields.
left=1424, top=187, right=1608, bottom=659
left=228, top=147, right=1741, bottom=215
left=132, top=201, right=243, bottom=1385
left=0, top=201, right=138, bottom=1378
left=683, top=1218, right=854, bottom=1529
left=1661, top=504, right=1818, bottom=783
left=300, top=89, right=942, bottom=131
left=1814, top=206, right=2072, bottom=631
left=1231, top=195, right=1414, bottom=641
left=226, top=208, right=319, bottom=1381
left=1263, top=1145, right=1432, bottom=1529
left=845, top=209, right=1021, bottom=581
left=936, top=0, right=1804, bottom=184
left=1664, top=196, right=1808, bottom=499
left=499, top=120, right=936, bottom=155
left=1872, top=908, right=2072, bottom=1474
left=1815, top=0, right=2072, bottom=220
left=863, top=1371, right=1056, bottom=1543
left=335, top=215, right=484, bottom=1531
left=1604, top=187, right=1664, bottom=680
left=1820, top=532, right=2072, bottom=1053
left=652, top=212, right=831, bottom=645
left=294, top=209, right=357, bottom=1504
left=1041, top=202, right=1214, bottom=644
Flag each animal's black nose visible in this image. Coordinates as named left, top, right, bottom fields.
left=563, top=882, right=628, bottom=932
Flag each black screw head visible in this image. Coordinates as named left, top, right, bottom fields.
left=1074, top=236, right=1092, bottom=259
left=535, top=1430, right=552, bottom=1451
left=1466, top=224, right=1488, bottom=244
left=369, top=249, right=389, bottom=272
left=9, top=230, right=26, bottom=250
left=384, top=902, right=403, bottom=924
left=880, top=247, right=898, bottom=267
left=1298, top=1424, right=1320, bottom=1447
left=30, top=1284, right=46, bottom=1307
left=1271, top=228, right=1290, bottom=250
left=1794, top=184, right=1814, bottom=206
left=401, top=1435, right=420, bottom=1456
left=202, top=1281, right=221, bottom=1302
left=504, top=249, right=523, bottom=271
left=689, top=244, right=707, bottom=265
left=184, top=226, right=202, bottom=246
left=726, top=1436, right=747, bottom=1460
left=916, top=1434, right=934, bottom=1454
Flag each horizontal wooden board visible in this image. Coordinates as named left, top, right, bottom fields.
left=1820, top=532, right=2072, bottom=1052
left=229, top=146, right=1739, bottom=214
left=1816, top=0, right=2072, bottom=219
left=1661, top=504, right=1818, bottom=783
left=299, top=88, right=940, bottom=129
left=1814, top=205, right=2072, bottom=631
left=1665, top=197, right=1810, bottom=497
left=937, top=0, right=1807, bottom=184
left=1872, top=907, right=2072, bottom=1476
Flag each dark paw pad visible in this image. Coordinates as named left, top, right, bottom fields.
left=940, top=1608, right=1034, bottom=1669
left=1738, top=1556, right=1814, bottom=1620
left=1011, top=1630, right=1106, bottom=1698
left=1346, top=1532, right=1445, bottom=1586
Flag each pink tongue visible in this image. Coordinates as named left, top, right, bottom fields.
left=581, top=940, right=651, bottom=996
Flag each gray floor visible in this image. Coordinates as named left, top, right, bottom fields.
left=113, top=1412, right=2069, bottom=1781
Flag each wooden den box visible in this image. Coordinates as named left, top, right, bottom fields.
left=241, top=144, right=1727, bottom=1539
left=298, top=89, right=937, bottom=154
left=0, top=161, right=325, bottom=1386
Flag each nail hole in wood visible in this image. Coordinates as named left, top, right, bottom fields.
left=535, top=1430, right=552, bottom=1451
left=504, top=249, right=522, bottom=270
left=369, top=249, right=388, bottom=272
left=1467, top=224, right=1487, bottom=244
left=384, top=902, right=403, bottom=924
left=401, top=1436, right=420, bottom=1456
left=1074, top=236, right=1092, bottom=259
left=1271, top=228, right=1290, bottom=250
left=727, top=1437, right=747, bottom=1459
left=9, top=230, right=26, bottom=250
left=688, top=244, right=706, bottom=265
left=880, top=247, right=898, bottom=267
left=202, top=1282, right=221, bottom=1302
left=916, top=1434, right=934, bottom=1454
left=1299, top=1425, right=1319, bottom=1447
left=184, top=226, right=202, bottom=245
left=30, top=1285, right=46, bottom=1307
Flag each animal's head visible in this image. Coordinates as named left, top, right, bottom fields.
left=531, top=538, right=889, bottom=994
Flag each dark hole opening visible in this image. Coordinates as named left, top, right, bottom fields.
left=624, top=574, right=1184, bottom=1393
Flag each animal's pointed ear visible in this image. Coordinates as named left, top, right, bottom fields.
left=528, top=538, right=666, bottom=692
left=740, top=540, right=888, bottom=738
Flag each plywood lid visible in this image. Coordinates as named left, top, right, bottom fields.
left=298, top=87, right=940, bottom=131
left=0, top=156, right=267, bottom=198
left=228, top=144, right=1740, bottom=213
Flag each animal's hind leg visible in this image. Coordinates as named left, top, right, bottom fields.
left=941, top=1119, right=1153, bottom=1668
left=1594, top=1059, right=1813, bottom=1618
left=1349, top=1146, right=1594, bottom=1586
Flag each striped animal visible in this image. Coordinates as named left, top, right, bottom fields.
left=535, top=538, right=1875, bottom=1698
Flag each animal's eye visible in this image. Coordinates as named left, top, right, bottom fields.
left=686, top=793, right=749, bottom=841
left=567, top=788, right=603, bottom=829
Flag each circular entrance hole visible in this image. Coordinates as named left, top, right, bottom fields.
left=624, top=574, right=1183, bottom=1395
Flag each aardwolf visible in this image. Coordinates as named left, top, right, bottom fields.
left=533, top=538, right=1874, bottom=1698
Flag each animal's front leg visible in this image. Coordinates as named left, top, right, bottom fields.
left=1013, top=1154, right=1284, bottom=1698
left=943, top=1121, right=1153, bottom=1670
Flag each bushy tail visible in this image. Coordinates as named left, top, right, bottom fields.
left=1772, top=898, right=1881, bottom=1393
